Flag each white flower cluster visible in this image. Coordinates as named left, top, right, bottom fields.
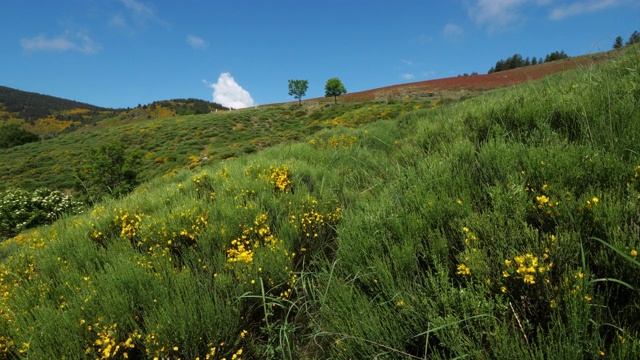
left=0, top=188, right=83, bottom=240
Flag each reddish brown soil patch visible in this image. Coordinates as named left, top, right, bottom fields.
left=303, top=51, right=613, bottom=104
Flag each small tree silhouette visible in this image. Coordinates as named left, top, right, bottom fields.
left=325, top=77, right=347, bottom=104
left=288, top=80, right=309, bottom=105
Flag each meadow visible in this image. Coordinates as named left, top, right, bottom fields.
left=0, top=100, right=427, bottom=193
left=1, top=44, right=639, bottom=359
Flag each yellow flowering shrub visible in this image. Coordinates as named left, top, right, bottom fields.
left=322, top=103, right=404, bottom=127
left=114, top=208, right=143, bottom=241
left=22, top=116, right=80, bottom=136
left=220, top=167, right=230, bottom=180
left=524, top=181, right=562, bottom=232
left=86, top=207, right=119, bottom=246
left=268, top=165, right=292, bottom=193
left=290, top=197, right=341, bottom=242
left=85, top=320, right=138, bottom=359
left=456, top=263, right=471, bottom=276
left=226, top=213, right=280, bottom=265
left=279, top=271, right=298, bottom=300
left=142, top=327, right=187, bottom=359
left=455, top=227, right=486, bottom=279
left=310, top=134, right=359, bottom=150
left=502, top=253, right=552, bottom=285
left=187, top=155, right=201, bottom=169
left=0, top=251, right=43, bottom=355
left=430, top=98, right=442, bottom=110
left=191, top=172, right=216, bottom=200
left=288, top=197, right=341, bottom=267
left=110, top=206, right=210, bottom=271
left=544, top=269, right=594, bottom=311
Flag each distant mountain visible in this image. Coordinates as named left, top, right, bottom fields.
left=0, top=85, right=105, bottom=121
left=0, top=86, right=228, bottom=138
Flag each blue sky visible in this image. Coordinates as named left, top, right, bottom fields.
left=1, top=0, right=638, bottom=109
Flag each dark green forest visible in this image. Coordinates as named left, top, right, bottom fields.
left=488, top=50, right=569, bottom=74
left=0, top=85, right=105, bottom=121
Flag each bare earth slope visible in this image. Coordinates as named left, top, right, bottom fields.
left=306, top=51, right=613, bottom=104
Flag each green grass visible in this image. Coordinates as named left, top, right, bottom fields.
left=1, top=45, right=640, bottom=359
left=0, top=100, right=430, bottom=193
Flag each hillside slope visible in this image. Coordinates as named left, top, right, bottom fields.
left=0, top=86, right=228, bottom=138
left=0, top=99, right=428, bottom=192
left=0, top=85, right=104, bottom=116
left=1, top=48, right=613, bottom=137
left=0, top=45, right=638, bottom=358
left=304, top=50, right=615, bottom=104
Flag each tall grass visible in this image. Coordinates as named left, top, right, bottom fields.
left=1, top=45, right=639, bottom=358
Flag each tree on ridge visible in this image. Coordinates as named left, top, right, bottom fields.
left=324, top=77, right=347, bottom=104
left=288, top=80, right=309, bottom=105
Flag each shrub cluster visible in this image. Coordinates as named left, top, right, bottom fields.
left=0, top=123, right=40, bottom=149
left=0, top=188, right=83, bottom=240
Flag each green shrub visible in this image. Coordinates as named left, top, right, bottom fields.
left=75, top=142, right=141, bottom=203
left=0, top=188, right=83, bottom=240
left=0, top=123, right=39, bottom=149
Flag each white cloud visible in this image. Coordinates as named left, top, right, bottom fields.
left=467, top=0, right=527, bottom=32
left=443, top=23, right=464, bottom=41
left=187, top=34, right=208, bottom=50
left=21, top=31, right=100, bottom=54
left=549, top=0, right=620, bottom=20
left=115, top=0, right=168, bottom=28
left=207, top=73, right=255, bottom=109
left=467, top=0, right=622, bottom=30
left=401, top=73, right=415, bottom=80
left=120, top=0, right=155, bottom=20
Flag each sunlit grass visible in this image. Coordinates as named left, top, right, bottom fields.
left=1, top=44, right=639, bottom=358
left=0, top=100, right=431, bottom=193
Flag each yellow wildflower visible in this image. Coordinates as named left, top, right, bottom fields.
left=456, top=263, right=471, bottom=275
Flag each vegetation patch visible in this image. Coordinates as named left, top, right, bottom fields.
left=0, top=45, right=639, bottom=358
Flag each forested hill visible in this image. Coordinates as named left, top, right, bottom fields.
left=0, top=85, right=105, bottom=121
left=0, top=85, right=229, bottom=139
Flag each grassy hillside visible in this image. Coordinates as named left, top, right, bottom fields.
left=0, top=86, right=110, bottom=138
left=0, top=100, right=431, bottom=192
left=1, top=45, right=640, bottom=359
left=0, top=87, right=228, bottom=139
